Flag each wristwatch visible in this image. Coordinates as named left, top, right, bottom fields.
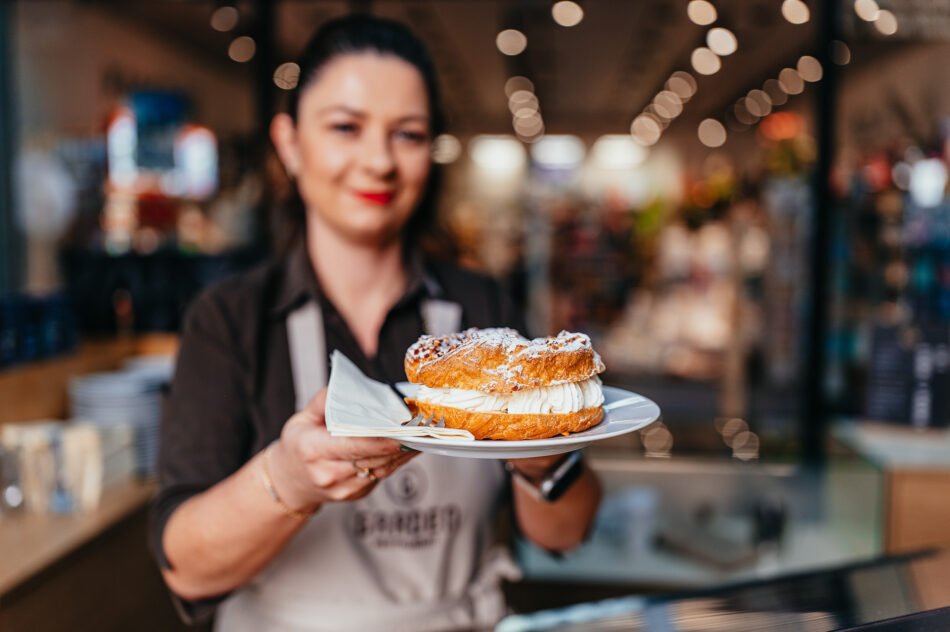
left=505, top=451, right=584, bottom=503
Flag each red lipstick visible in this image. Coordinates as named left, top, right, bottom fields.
left=353, top=190, right=394, bottom=205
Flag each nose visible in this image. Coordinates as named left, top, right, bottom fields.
left=359, top=127, right=396, bottom=178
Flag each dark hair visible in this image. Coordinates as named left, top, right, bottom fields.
left=274, top=14, right=455, bottom=259
left=288, top=14, right=444, bottom=136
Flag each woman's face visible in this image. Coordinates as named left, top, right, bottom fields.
left=278, top=53, right=433, bottom=247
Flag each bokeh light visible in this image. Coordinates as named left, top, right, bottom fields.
left=273, top=62, right=300, bottom=90
left=551, top=1, right=584, bottom=27
left=642, top=423, right=673, bottom=457
left=732, top=431, right=760, bottom=460
left=720, top=417, right=748, bottom=444
left=513, top=113, right=545, bottom=137
left=778, top=67, right=805, bottom=94
left=734, top=100, right=758, bottom=125
left=513, top=106, right=539, bottom=119
left=746, top=89, right=773, bottom=117
left=504, top=76, right=534, bottom=97
left=781, top=0, right=810, bottom=24
left=667, top=71, right=698, bottom=101
left=228, top=36, right=256, bottom=63
left=832, top=40, right=852, bottom=65
left=631, top=114, right=662, bottom=146
left=875, top=10, right=898, bottom=35
left=854, top=0, right=880, bottom=22
left=210, top=5, right=239, bottom=32
left=654, top=91, right=684, bottom=118
left=432, top=134, right=462, bottom=164
left=687, top=0, right=717, bottom=25
left=698, top=118, right=727, bottom=147
left=508, top=90, right=539, bottom=112
left=797, top=55, right=823, bottom=82
left=706, top=27, right=738, bottom=56
left=645, top=105, right=672, bottom=128
left=691, top=47, right=722, bottom=75
left=496, top=29, right=528, bottom=55
left=764, top=78, right=788, bottom=106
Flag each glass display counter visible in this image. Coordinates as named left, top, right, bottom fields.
left=499, top=548, right=950, bottom=631
left=516, top=451, right=883, bottom=591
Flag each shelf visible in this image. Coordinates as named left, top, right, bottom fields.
left=0, top=334, right=178, bottom=425
left=0, top=477, right=156, bottom=599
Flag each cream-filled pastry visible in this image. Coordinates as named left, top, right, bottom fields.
left=404, top=328, right=606, bottom=440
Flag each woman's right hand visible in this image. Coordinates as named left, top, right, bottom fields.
left=267, top=388, right=417, bottom=514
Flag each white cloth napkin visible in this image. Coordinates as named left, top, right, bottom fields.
left=325, top=350, right=474, bottom=440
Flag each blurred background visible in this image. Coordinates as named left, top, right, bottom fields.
left=1, top=1, right=950, bottom=630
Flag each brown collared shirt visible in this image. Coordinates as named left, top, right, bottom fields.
left=149, top=243, right=525, bottom=620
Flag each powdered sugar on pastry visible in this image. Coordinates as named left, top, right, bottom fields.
left=405, top=328, right=605, bottom=392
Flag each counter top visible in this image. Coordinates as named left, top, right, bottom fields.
left=833, top=421, right=950, bottom=469
left=0, top=478, right=155, bottom=600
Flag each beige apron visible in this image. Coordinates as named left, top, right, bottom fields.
left=215, top=297, right=520, bottom=632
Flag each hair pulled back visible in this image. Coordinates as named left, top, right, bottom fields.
left=288, top=14, right=444, bottom=136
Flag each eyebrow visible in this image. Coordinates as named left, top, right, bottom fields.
left=315, top=105, right=430, bottom=124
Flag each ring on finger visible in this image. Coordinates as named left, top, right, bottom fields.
left=353, top=462, right=376, bottom=481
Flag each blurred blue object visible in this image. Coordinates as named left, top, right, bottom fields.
left=0, top=291, right=77, bottom=369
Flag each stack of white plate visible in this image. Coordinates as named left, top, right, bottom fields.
left=69, top=358, right=173, bottom=477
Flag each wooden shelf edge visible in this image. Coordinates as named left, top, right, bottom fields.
left=0, top=335, right=178, bottom=425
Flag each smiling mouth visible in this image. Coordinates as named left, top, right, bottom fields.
left=353, top=190, right=395, bottom=205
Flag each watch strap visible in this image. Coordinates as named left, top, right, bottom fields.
left=506, top=451, right=584, bottom=503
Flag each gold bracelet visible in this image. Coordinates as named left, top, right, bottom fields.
left=260, top=442, right=311, bottom=520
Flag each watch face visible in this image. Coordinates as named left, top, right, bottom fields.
left=540, top=452, right=583, bottom=502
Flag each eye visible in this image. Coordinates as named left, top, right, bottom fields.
left=331, top=122, right=358, bottom=135
left=396, top=129, right=429, bottom=144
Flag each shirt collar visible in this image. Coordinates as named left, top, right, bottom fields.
left=270, top=239, right=442, bottom=317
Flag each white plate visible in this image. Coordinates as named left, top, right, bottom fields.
left=394, top=384, right=661, bottom=459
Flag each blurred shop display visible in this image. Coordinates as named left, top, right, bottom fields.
left=1, top=422, right=109, bottom=514
left=59, top=247, right=263, bottom=334
left=12, top=85, right=266, bottom=335
left=0, top=354, right=171, bottom=515
left=68, top=356, right=173, bottom=478
left=829, top=122, right=950, bottom=429
left=0, top=291, right=77, bottom=369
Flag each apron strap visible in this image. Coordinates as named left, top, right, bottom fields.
left=287, top=297, right=462, bottom=411
left=421, top=299, right=464, bottom=337
left=287, top=300, right=327, bottom=412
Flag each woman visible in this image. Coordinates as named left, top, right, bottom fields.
left=150, top=14, right=601, bottom=632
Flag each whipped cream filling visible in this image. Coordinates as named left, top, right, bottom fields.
left=415, top=375, right=603, bottom=415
